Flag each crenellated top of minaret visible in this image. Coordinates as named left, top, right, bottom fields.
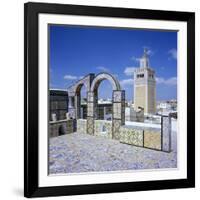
left=139, top=48, right=150, bottom=68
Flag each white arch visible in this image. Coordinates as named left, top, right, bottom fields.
left=74, top=82, right=87, bottom=94
left=67, top=73, right=95, bottom=96
left=90, top=72, right=121, bottom=92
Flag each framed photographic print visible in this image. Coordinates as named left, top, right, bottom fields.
left=24, top=2, right=195, bottom=198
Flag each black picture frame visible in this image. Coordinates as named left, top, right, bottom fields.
left=24, top=2, right=195, bottom=198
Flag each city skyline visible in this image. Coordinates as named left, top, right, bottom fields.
left=49, top=25, right=177, bottom=101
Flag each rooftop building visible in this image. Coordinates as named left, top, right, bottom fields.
left=134, top=49, right=156, bottom=114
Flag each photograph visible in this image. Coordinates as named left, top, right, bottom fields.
left=48, top=25, right=178, bottom=174
left=24, top=2, right=195, bottom=197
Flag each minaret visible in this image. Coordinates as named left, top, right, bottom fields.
left=133, top=49, right=156, bottom=114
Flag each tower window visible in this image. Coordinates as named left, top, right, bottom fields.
left=149, top=74, right=154, bottom=78
left=137, top=74, right=144, bottom=78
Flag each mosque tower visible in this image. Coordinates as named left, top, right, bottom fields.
left=133, top=48, right=156, bottom=114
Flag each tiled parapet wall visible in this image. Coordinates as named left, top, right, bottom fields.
left=144, top=129, right=161, bottom=150
left=161, top=116, right=172, bottom=152
left=94, top=120, right=112, bottom=139
left=76, top=116, right=171, bottom=153
left=119, top=125, right=143, bottom=147
left=77, top=119, right=87, bottom=134
left=119, top=125, right=162, bottom=151
left=49, top=119, right=76, bottom=138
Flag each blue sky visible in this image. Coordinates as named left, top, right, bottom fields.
left=49, top=25, right=177, bottom=101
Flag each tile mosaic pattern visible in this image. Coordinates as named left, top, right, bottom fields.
left=77, top=119, right=87, bottom=134
left=119, top=126, right=143, bottom=146
left=113, top=103, right=121, bottom=119
left=94, top=120, right=112, bottom=139
left=162, top=116, right=172, bottom=152
left=87, top=92, right=95, bottom=135
left=121, top=101, right=126, bottom=124
left=113, top=91, right=122, bottom=102
left=113, top=90, right=125, bottom=101
left=112, top=119, right=122, bottom=140
left=144, top=130, right=161, bottom=150
left=112, top=90, right=126, bottom=139
left=87, top=117, right=94, bottom=135
left=87, top=102, right=94, bottom=117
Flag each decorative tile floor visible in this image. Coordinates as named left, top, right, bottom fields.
left=49, top=131, right=177, bottom=174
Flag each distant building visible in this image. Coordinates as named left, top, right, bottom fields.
left=80, top=101, right=112, bottom=120
left=167, top=99, right=177, bottom=111
left=134, top=49, right=156, bottom=114
left=49, top=89, right=68, bottom=121
left=81, top=100, right=144, bottom=122
left=125, top=106, right=144, bottom=122
left=157, top=100, right=177, bottom=115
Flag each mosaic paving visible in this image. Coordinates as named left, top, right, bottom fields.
left=49, top=130, right=177, bottom=174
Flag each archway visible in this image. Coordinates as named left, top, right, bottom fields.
left=87, top=72, right=125, bottom=139
left=96, top=80, right=113, bottom=120
left=74, top=83, right=87, bottom=119
left=67, top=74, right=95, bottom=119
